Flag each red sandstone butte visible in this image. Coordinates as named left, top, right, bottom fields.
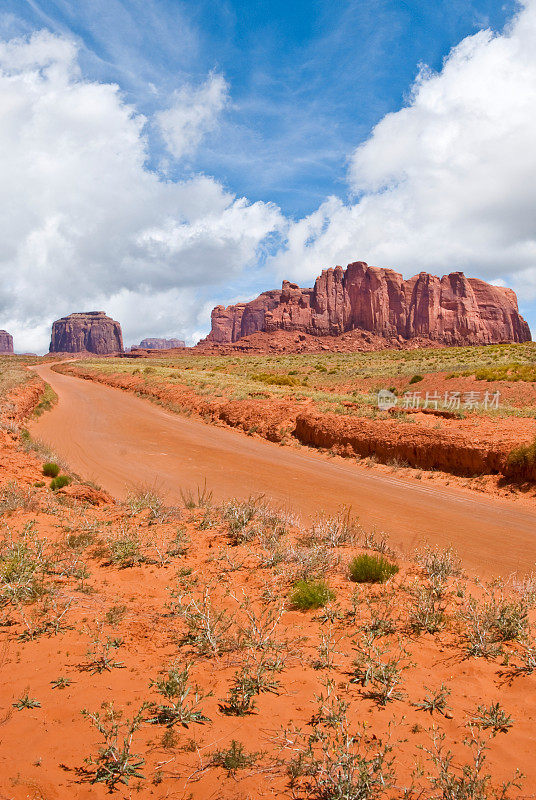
left=49, top=311, right=123, bottom=354
left=0, top=330, right=14, bottom=353
left=204, top=262, right=531, bottom=346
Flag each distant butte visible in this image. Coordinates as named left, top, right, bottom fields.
left=138, top=338, right=185, bottom=349
left=203, top=261, right=531, bottom=347
left=49, top=312, right=123, bottom=355
left=0, top=330, right=14, bottom=354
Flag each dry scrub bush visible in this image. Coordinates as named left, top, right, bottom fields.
left=350, top=635, right=413, bottom=706
left=174, top=585, right=241, bottom=657
left=222, top=495, right=289, bottom=545
left=0, top=522, right=50, bottom=606
left=81, top=702, right=148, bottom=790
left=307, top=510, right=360, bottom=549
left=126, top=489, right=178, bottom=523
left=422, top=726, right=523, bottom=800
left=147, top=662, right=211, bottom=727
left=282, top=699, right=395, bottom=800
left=0, top=481, right=37, bottom=515
left=460, top=588, right=530, bottom=658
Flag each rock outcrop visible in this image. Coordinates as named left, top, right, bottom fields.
left=205, top=262, right=531, bottom=346
left=138, top=338, right=185, bottom=349
left=0, top=331, right=13, bottom=353
left=49, top=312, right=123, bottom=354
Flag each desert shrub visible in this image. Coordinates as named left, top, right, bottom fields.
left=222, top=496, right=260, bottom=544
left=416, top=545, right=462, bottom=581
left=409, top=374, right=423, bottom=384
left=175, top=587, right=238, bottom=656
left=471, top=702, right=513, bottom=734
left=127, top=489, right=176, bottom=522
left=211, top=740, right=260, bottom=775
left=461, top=593, right=529, bottom=658
left=81, top=702, right=148, bottom=790
left=414, top=684, right=452, bottom=716
left=0, top=525, right=49, bottom=605
left=424, top=727, right=523, bottom=799
left=408, top=583, right=447, bottom=634
left=180, top=481, right=213, bottom=509
left=349, top=554, right=399, bottom=584
left=505, top=437, right=536, bottom=482
left=42, top=462, right=60, bottom=478
left=13, top=693, right=41, bottom=710
left=290, top=579, right=335, bottom=610
left=107, top=529, right=144, bottom=568
left=0, top=481, right=37, bottom=514
left=251, top=372, right=299, bottom=386
left=309, top=510, right=359, bottom=548
left=148, top=663, right=211, bottom=727
left=50, top=474, right=70, bottom=491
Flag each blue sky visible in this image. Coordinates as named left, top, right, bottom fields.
left=1, top=0, right=535, bottom=350
left=4, top=0, right=517, bottom=216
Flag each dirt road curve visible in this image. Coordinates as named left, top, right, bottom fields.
left=30, top=363, right=536, bottom=577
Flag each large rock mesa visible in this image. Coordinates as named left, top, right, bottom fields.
left=206, top=262, right=531, bottom=346
left=49, top=312, right=123, bottom=354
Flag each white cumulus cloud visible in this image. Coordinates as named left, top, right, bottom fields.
left=156, top=73, right=229, bottom=161
left=0, top=31, right=282, bottom=352
left=270, top=0, right=536, bottom=316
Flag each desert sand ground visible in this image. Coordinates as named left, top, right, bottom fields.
left=30, top=362, right=536, bottom=579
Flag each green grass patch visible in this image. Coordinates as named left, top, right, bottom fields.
left=349, top=553, right=399, bottom=583
left=42, top=462, right=60, bottom=478
left=289, top=579, right=335, bottom=610
left=50, top=475, right=71, bottom=491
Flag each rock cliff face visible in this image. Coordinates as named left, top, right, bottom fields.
left=206, top=262, right=531, bottom=346
left=0, top=330, right=14, bottom=353
left=139, top=338, right=185, bottom=349
left=49, top=312, right=123, bottom=354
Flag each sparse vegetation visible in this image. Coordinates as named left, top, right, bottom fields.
left=50, top=474, right=71, bottom=491
left=81, top=702, right=147, bottom=790
left=290, top=579, right=335, bottom=610
left=42, top=462, right=60, bottom=478
left=348, top=553, right=399, bottom=583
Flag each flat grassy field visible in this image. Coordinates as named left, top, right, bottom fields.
left=74, top=341, right=536, bottom=421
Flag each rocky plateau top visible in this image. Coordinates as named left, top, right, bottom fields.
left=204, top=261, right=531, bottom=347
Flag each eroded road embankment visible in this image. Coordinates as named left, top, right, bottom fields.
left=29, top=363, right=536, bottom=577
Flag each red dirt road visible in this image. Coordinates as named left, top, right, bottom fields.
left=30, top=363, right=536, bottom=578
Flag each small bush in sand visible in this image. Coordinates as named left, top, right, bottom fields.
left=471, top=702, right=513, bottom=734
left=81, top=702, right=148, bottom=790
left=409, top=374, right=423, bottom=384
left=13, top=692, right=40, bottom=710
left=42, top=462, right=60, bottom=478
left=49, top=474, right=70, bottom=491
left=180, top=481, right=213, bottom=509
left=147, top=663, right=211, bottom=727
left=414, top=684, right=452, bottom=716
left=349, top=553, right=399, bottom=584
left=506, top=436, right=536, bottom=482
left=0, top=481, right=37, bottom=514
left=290, top=579, right=335, bottom=610
left=210, top=740, right=260, bottom=775
left=107, top=528, right=144, bottom=568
